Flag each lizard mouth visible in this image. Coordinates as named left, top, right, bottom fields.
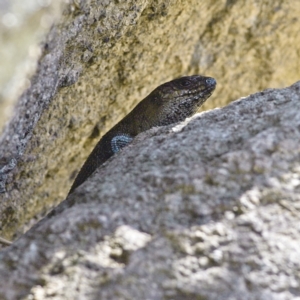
left=185, top=85, right=216, bottom=110
left=191, top=85, right=215, bottom=101
left=173, top=79, right=216, bottom=101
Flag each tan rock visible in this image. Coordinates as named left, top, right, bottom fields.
left=0, top=0, right=299, bottom=243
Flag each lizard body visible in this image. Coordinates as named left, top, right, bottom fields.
left=69, top=75, right=216, bottom=194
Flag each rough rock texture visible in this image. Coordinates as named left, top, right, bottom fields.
left=0, top=0, right=65, bottom=131
left=0, top=0, right=300, bottom=242
left=0, top=81, right=299, bottom=299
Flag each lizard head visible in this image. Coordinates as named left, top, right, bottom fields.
left=149, top=75, right=216, bottom=126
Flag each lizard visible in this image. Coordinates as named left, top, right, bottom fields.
left=69, top=75, right=216, bottom=194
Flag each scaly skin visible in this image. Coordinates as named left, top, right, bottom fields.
left=69, top=75, right=216, bottom=194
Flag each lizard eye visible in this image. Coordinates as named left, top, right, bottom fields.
left=178, top=79, right=191, bottom=88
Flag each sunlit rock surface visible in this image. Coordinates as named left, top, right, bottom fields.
left=0, top=4, right=300, bottom=299
left=0, top=81, right=300, bottom=299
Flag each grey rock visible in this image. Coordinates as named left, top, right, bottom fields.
left=0, top=81, right=299, bottom=299
left=1, top=0, right=300, bottom=240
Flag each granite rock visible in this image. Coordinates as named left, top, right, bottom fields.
left=0, top=81, right=299, bottom=299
